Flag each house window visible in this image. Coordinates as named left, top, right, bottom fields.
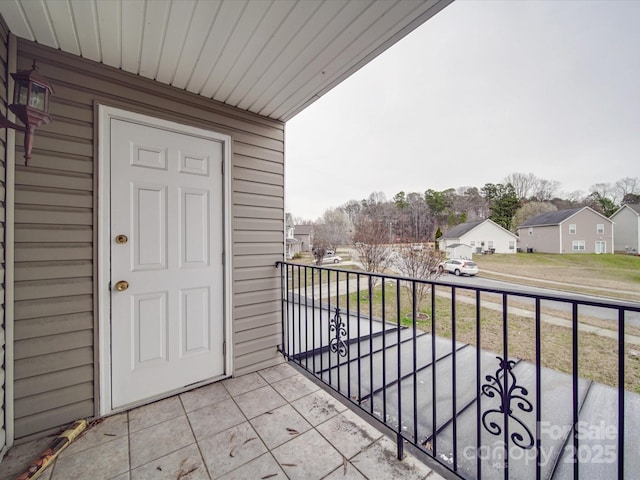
left=597, top=224, right=604, bottom=234
left=509, top=241, right=515, bottom=250
left=488, top=241, right=494, bottom=248
left=569, top=224, right=576, bottom=234
left=528, top=228, right=533, bottom=236
left=572, top=240, right=585, bottom=251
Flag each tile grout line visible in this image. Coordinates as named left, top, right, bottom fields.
left=179, top=392, right=214, bottom=480
left=222, top=372, right=293, bottom=480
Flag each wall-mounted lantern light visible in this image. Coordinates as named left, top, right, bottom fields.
left=0, top=61, right=54, bottom=165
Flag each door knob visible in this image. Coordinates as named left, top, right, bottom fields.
left=114, top=280, right=129, bottom=292
left=115, top=234, right=128, bottom=244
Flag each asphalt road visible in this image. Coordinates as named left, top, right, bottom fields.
left=434, top=271, right=640, bottom=328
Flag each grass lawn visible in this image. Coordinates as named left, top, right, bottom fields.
left=473, top=253, right=640, bottom=300
left=338, top=284, right=639, bottom=393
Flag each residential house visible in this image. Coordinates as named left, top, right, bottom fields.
left=516, top=207, right=614, bottom=254
left=294, top=224, right=314, bottom=253
left=439, top=219, right=518, bottom=258
left=0, top=0, right=452, bottom=455
left=285, top=214, right=300, bottom=259
left=610, top=204, right=640, bottom=254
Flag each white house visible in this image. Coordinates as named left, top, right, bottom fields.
left=611, top=204, right=640, bottom=254
left=439, top=219, right=518, bottom=257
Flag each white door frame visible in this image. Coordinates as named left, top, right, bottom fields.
left=97, top=105, right=233, bottom=415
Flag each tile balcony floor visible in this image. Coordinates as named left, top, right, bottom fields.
left=0, top=363, right=445, bottom=480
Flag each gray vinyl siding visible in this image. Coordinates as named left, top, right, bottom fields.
left=612, top=207, right=640, bottom=253
left=0, top=16, right=7, bottom=455
left=559, top=209, right=613, bottom=254
left=13, top=39, right=284, bottom=439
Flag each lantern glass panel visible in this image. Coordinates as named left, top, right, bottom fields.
left=15, top=82, right=29, bottom=106
left=29, top=82, right=47, bottom=110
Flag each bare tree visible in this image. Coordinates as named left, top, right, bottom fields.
left=353, top=217, right=393, bottom=285
left=504, top=172, right=538, bottom=200
left=394, top=245, right=444, bottom=313
left=533, top=179, right=561, bottom=202
left=312, top=208, right=352, bottom=265
left=614, top=177, right=640, bottom=204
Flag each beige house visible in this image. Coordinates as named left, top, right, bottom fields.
left=611, top=204, right=640, bottom=254
left=294, top=224, right=314, bottom=253
left=516, top=206, right=614, bottom=254
left=0, top=0, right=452, bottom=454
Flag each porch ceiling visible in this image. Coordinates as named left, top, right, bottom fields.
left=0, top=0, right=451, bottom=122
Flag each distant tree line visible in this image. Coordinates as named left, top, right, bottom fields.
left=298, top=174, right=640, bottom=248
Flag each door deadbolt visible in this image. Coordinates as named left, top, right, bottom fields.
left=115, top=234, right=128, bottom=244
left=114, top=280, right=129, bottom=292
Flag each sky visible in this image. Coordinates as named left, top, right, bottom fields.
left=284, top=0, right=640, bottom=221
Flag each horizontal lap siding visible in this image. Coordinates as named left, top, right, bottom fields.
left=0, top=18, right=7, bottom=454
left=14, top=40, right=284, bottom=439
left=232, top=147, right=283, bottom=375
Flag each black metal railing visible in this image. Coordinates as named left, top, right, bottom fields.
left=276, top=261, right=640, bottom=479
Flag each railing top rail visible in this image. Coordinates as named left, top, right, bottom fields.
left=276, top=261, right=640, bottom=312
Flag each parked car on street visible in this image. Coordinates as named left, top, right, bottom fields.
left=439, top=258, right=479, bottom=276
left=322, top=255, right=342, bottom=264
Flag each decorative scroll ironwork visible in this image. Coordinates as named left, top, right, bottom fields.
left=329, top=307, right=348, bottom=357
left=481, top=356, right=534, bottom=449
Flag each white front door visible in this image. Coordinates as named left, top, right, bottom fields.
left=595, top=241, right=607, bottom=254
left=109, top=116, right=227, bottom=408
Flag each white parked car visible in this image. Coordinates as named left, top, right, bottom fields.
left=439, top=259, right=479, bottom=276
left=322, top=255, right=342, bottom=264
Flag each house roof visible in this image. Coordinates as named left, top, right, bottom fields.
left=518, top=206, right=610, bottom=228
left=0, top=0, right=451, bottom=122
left=441, top=220, right=485, bottom=239
left=444, top=243, right=471, bottom=249
left=441, top=218, right=517, bottom=240
left=294, top=225, right=314, bottom=235
left=612, top=203, right=640, bottom=217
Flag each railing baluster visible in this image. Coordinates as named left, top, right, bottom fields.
left=357, top=273, right=362, bottom=406
left=297, top=264, right=302, bottom=363
left=279, top=263, right=285, bottom=358
left=397, top=278, right=403, bottom=459
left=311, top=267, right=316, bottom=374
left=536, top=298, right=542, bottom=480
left=413, top=280, right=418, bottom=448
left=319, top=269, right=324, bottom=380
left=328, top=270, right=332, bottom=386
left=346, top=272, right=351, bottom=400
left=572, top=302, right=579, bottom=480
left=476, top=290, right=482, bottom=480
left=452, top=287, right=458, bottom=472
left=336, top=270, right=341, bottom=391
left=382, top=278, right=387, bottom=425
left=432, top=284, right=437, bottom=456
left=618, top=307, right=625, bottom=480
left=369, top=275, right=374, bottom=416
left=502, top=293, right=509, bottom=480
